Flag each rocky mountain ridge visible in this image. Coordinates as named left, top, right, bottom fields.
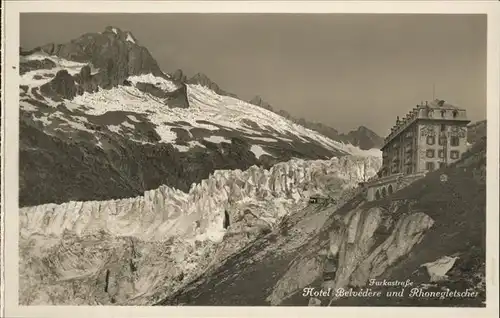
left=20, top=26, right=189, bottom=108
left=246, top=96, right=384, bottom=150
left=167, top=69, right=384, bottom=150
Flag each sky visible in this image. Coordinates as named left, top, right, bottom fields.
left=20, top=13, right=486, bottom=136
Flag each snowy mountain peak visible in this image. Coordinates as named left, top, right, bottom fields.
left=104, top=25, right=121, bottom=35
left=31, top=25, right=163, bottom=80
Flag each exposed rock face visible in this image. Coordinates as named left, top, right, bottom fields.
left=165, top=83, right=190, bottom=108
left=327, top=211, right=434, bottom=293
left=249, top=95, right=273, bottom=111
left=19, top=58, right=56, bottom=75
left=39, top=26, right=163, bottom=78
left=171, top=69, right=187, bottom=83
left=187, top=73, right=220, bottom=91
left=40, top=69, right=78, bottom=100
left=24, top=26, right=190, bottom=107
left=186, top=72, right=239, bottom=98
left=73, top=65, right=99, bottom=93
left=266, top=207, right=434, bottom=305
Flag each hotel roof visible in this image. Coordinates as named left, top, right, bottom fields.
left=381, top=99, right=468, bottom=150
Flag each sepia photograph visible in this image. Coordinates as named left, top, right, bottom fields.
left=1, top=1, right=499, bottom=318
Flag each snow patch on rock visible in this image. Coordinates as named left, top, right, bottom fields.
left=126, top=32, right=135, bottom=43
left=247, top=136, right=278, bottom=143
left=204, top=136, right=230, bottom=144
left=127, top=115, right=141, bottom=122
left=421, top=256, right=459, bottom=282
left=122, top=121, right=135, bottom=129
left=251, top=145, right=272, bottom=159
left=108, top=125, right=122, bottom=133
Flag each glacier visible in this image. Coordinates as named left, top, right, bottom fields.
left=19, top=154, right=382, bottom=305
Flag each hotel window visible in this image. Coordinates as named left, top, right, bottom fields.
left=439, top=162, right=446, bottom=169
left=451, top=136, right=460, bottom=147
left=453, top=110, right=458, bottom=118
left=426, top=149, right=435, bottom=158
left=438, top=136, right=447, bottom=146
left=438, top=150, right=445, bottom=158
left=450, top=150, right=460, bottom=160
left=426, top=162, right=435, bottom=171
left=426, top=136, right=435, bottom=145
left=440, top=124, right=446, bottom=131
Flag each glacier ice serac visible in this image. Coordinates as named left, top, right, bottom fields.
left=20, top=155, right=381, bottom=242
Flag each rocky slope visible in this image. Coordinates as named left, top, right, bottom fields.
left=169, top=70, right=384, bottom=150
left=467, top=120, right=486, bottom=145
left=19, top=154, right=381, bottom=305
left=19, top=26, right=380, bottom=207
left=159, top=137, right=486, bottom=307
left=247, top=96, right=384, bottom=150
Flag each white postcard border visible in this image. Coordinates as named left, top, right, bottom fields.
left=2, top=1, right=499, bottom=318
